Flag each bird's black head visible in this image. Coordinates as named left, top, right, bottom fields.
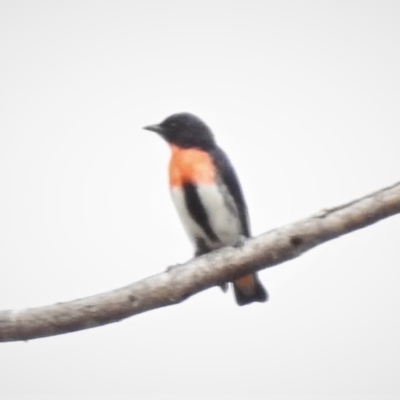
left=143, top=112, right=216, bottom=150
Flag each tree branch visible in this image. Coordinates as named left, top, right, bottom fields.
left=1, top=181, right=400, bottom=342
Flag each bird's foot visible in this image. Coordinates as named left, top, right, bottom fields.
left=233, top=235, right=247, bottom=249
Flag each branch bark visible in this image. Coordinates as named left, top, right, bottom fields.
left=1, top=181, right=400, bottom=342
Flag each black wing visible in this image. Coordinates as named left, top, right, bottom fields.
left=209, top=146, right=251, bottom=238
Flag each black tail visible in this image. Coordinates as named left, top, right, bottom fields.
left=233, top=273, right=268, bottom=306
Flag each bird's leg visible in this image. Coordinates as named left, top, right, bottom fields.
left=233, top=235, right=247, bottom=249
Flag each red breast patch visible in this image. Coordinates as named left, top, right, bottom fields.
left=169, top=146, right=216, bottom=187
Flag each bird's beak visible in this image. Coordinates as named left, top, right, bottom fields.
left=143, top=124, right=163, bottom=134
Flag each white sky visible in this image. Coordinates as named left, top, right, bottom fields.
left=0, top=0, right=400, bottom=398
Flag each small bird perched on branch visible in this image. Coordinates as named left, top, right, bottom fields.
left=144, top=112, right=267, bottom=305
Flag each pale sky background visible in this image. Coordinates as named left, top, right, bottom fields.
left=0, top=1, right=400, bottom=399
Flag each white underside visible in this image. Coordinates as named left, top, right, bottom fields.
left=171, top=184, right=242, bottom=250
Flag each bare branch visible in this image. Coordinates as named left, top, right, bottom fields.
left=1, top=181, right=400, bottom=342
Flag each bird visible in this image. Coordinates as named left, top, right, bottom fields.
left=144, top=112, right=268, bottom=306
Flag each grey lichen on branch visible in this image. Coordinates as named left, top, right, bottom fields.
left=1, top=181, right=400, bottom=342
